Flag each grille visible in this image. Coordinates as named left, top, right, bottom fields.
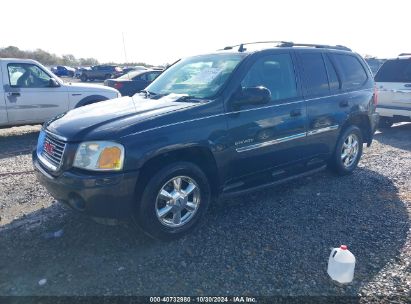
left=41, top=132, right=66, bottom=169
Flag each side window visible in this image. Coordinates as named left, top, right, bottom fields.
left=324, top=55, right=340, bottom=91
left=8, top=63, right=52, bottom=88
left=299, top=53, right=329, bottom=96
left=241, top=53, right=297, bottom=102
left=147, top=72, right=160, bottom=82
left=332, top=54, right=368, bottom=90
left=132, top=75, right=143, bottom=81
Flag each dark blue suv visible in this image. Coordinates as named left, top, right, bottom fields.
left=33, top=42, right=379, bottom=240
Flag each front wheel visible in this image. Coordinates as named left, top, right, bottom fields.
left=80, top=74, right=87, bottom=82
left=135, top=162, right=211, bottom=240
left=329, top=126, right=363, bottom=175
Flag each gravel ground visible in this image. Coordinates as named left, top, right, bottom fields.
left=0, top=123, right=410, bottom=301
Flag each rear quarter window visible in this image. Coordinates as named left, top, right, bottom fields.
left=332, top=54, right=368, bottom=90
left=375, top=59, right=411, bottom=82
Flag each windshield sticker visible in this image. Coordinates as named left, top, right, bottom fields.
left=188, top=67, right=222, bottom=83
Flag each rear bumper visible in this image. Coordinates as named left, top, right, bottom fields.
left=33, top=152, right=139, bottom=220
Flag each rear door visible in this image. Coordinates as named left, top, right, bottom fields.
left=375, top=59, right=411, bottom=112
left=3, top=62, right=69, bottom=124
left=298, top=51, right=370, bottom=159
left=297, top=50, right=342, bottom=159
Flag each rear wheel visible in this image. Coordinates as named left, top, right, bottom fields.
left=135, top=162, right=211, bottom=240
left=80, top=74, right=87, bottom=82
left=378, top=117, right=393, bottom=129
left=329, top=126, right=363, bottom=175
left=105, top=74, right=112, bottom=79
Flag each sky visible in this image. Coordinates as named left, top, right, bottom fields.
left=1, top=0, right=410, bottom=65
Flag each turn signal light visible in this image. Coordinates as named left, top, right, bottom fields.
left=97, top=147, right=122, bottom=169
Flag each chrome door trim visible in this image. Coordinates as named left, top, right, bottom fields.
left=307, top=125, right=339, bottom=136
left=235, top=125, right=340, bottom=153
left=236, top=132, right=307, bottom=153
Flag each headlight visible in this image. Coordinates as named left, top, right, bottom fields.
left=73, top=141, right=124, bottom=171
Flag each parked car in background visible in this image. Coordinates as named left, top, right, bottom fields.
left=375, top=54, right=411, bottom=128
left=80, top=65, right=123, bottom=82
left=33, top=42, right=379, bottom=240
left=365, top=58, right=386, bottom=75
left=51, top=66, right=75, bottom=77
left=116, top=66, right=148, bottom=78
left=74, top=67, right=91, bottom=78
left=104, top=69, right=163, bottom=96
left=0, top=58, right=120, bottom=127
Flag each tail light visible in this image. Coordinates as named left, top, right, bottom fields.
left=373, top=85, right=378, bottom=105
left=114, top=82, right=123, bottom=89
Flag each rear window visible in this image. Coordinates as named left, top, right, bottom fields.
left=375, top=59, right=411, bottom=82
left=332, top=54, right=368, bottom=90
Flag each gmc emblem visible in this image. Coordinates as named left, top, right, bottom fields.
left=44, top=142, right=55, bottom=155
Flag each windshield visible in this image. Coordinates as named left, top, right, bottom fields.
left=145, top=53, right=245, bottom=99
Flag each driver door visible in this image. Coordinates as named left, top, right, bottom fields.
left=4, top=63, right=69, bottom=124
left=225, top=52, right=308, bottom=183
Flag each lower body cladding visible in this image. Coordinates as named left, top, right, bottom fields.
left=32, top=152, right=138, bottom=221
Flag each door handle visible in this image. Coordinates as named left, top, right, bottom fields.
left=290, top=109, right=302, bottom=117
left=339, top=100, right=349, bottom=107
left=7, top=92, right=21, bottom=97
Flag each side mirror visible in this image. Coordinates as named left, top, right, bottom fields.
left=49, top=79, right=60, bottom=87
left=232, top=86, right=271, bottom=107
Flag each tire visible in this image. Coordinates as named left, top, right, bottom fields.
left=105, top=74, right=112, bottom=79
left=329, top=125, right=363, bottom=175
left=80, top=74, right=87, bottom=82
left=135, top=162, right=211, bottom=240
left=378, top=117, right=393, bottom=129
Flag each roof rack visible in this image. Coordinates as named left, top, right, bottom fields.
left=398, top=53, right=411, bottom=56
left=221, top=41, right=351, bottom=52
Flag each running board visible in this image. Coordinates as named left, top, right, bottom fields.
left=220, top=165, right=327, bottom=198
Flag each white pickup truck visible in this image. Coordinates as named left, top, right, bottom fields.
left=0, top=58, right=120, bottom=127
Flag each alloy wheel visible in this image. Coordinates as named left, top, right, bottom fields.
left=155, top=176, right=201, bottom=228
left=341, top=134, right=359, bottom=168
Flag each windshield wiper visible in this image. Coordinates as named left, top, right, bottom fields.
left=140, top=89, right=157, bottom=98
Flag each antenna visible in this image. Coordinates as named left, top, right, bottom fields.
left=122, top=32, right=128, bottom=64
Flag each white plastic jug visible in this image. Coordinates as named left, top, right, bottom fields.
left=327, top=245, right=356, bottom=284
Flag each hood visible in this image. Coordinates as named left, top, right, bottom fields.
left=45, top=94, right=201, bottom=141
left=64, top=82, right=119, bottom=94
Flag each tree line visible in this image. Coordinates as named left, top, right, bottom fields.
left=0, top=46, right=155, bottom=68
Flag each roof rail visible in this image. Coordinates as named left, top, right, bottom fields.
left=278, top=42, right=351, bottom=51
left=221, top=41, right=288, bottom=52
left=220, top=41, right=351, bottom=52
left=398, top=53, right=411, bottom=56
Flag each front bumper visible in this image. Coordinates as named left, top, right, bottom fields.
left=33, top=152, right=139, bottom=220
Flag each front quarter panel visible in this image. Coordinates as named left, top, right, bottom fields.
left=120, top=99, right=227, bottom=174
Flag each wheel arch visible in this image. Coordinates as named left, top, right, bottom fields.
left=74, top=95, right=109, bottom=108
left=136, top=145, right=220, bottom=200
left=341, top=113, right=372, bottom=146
